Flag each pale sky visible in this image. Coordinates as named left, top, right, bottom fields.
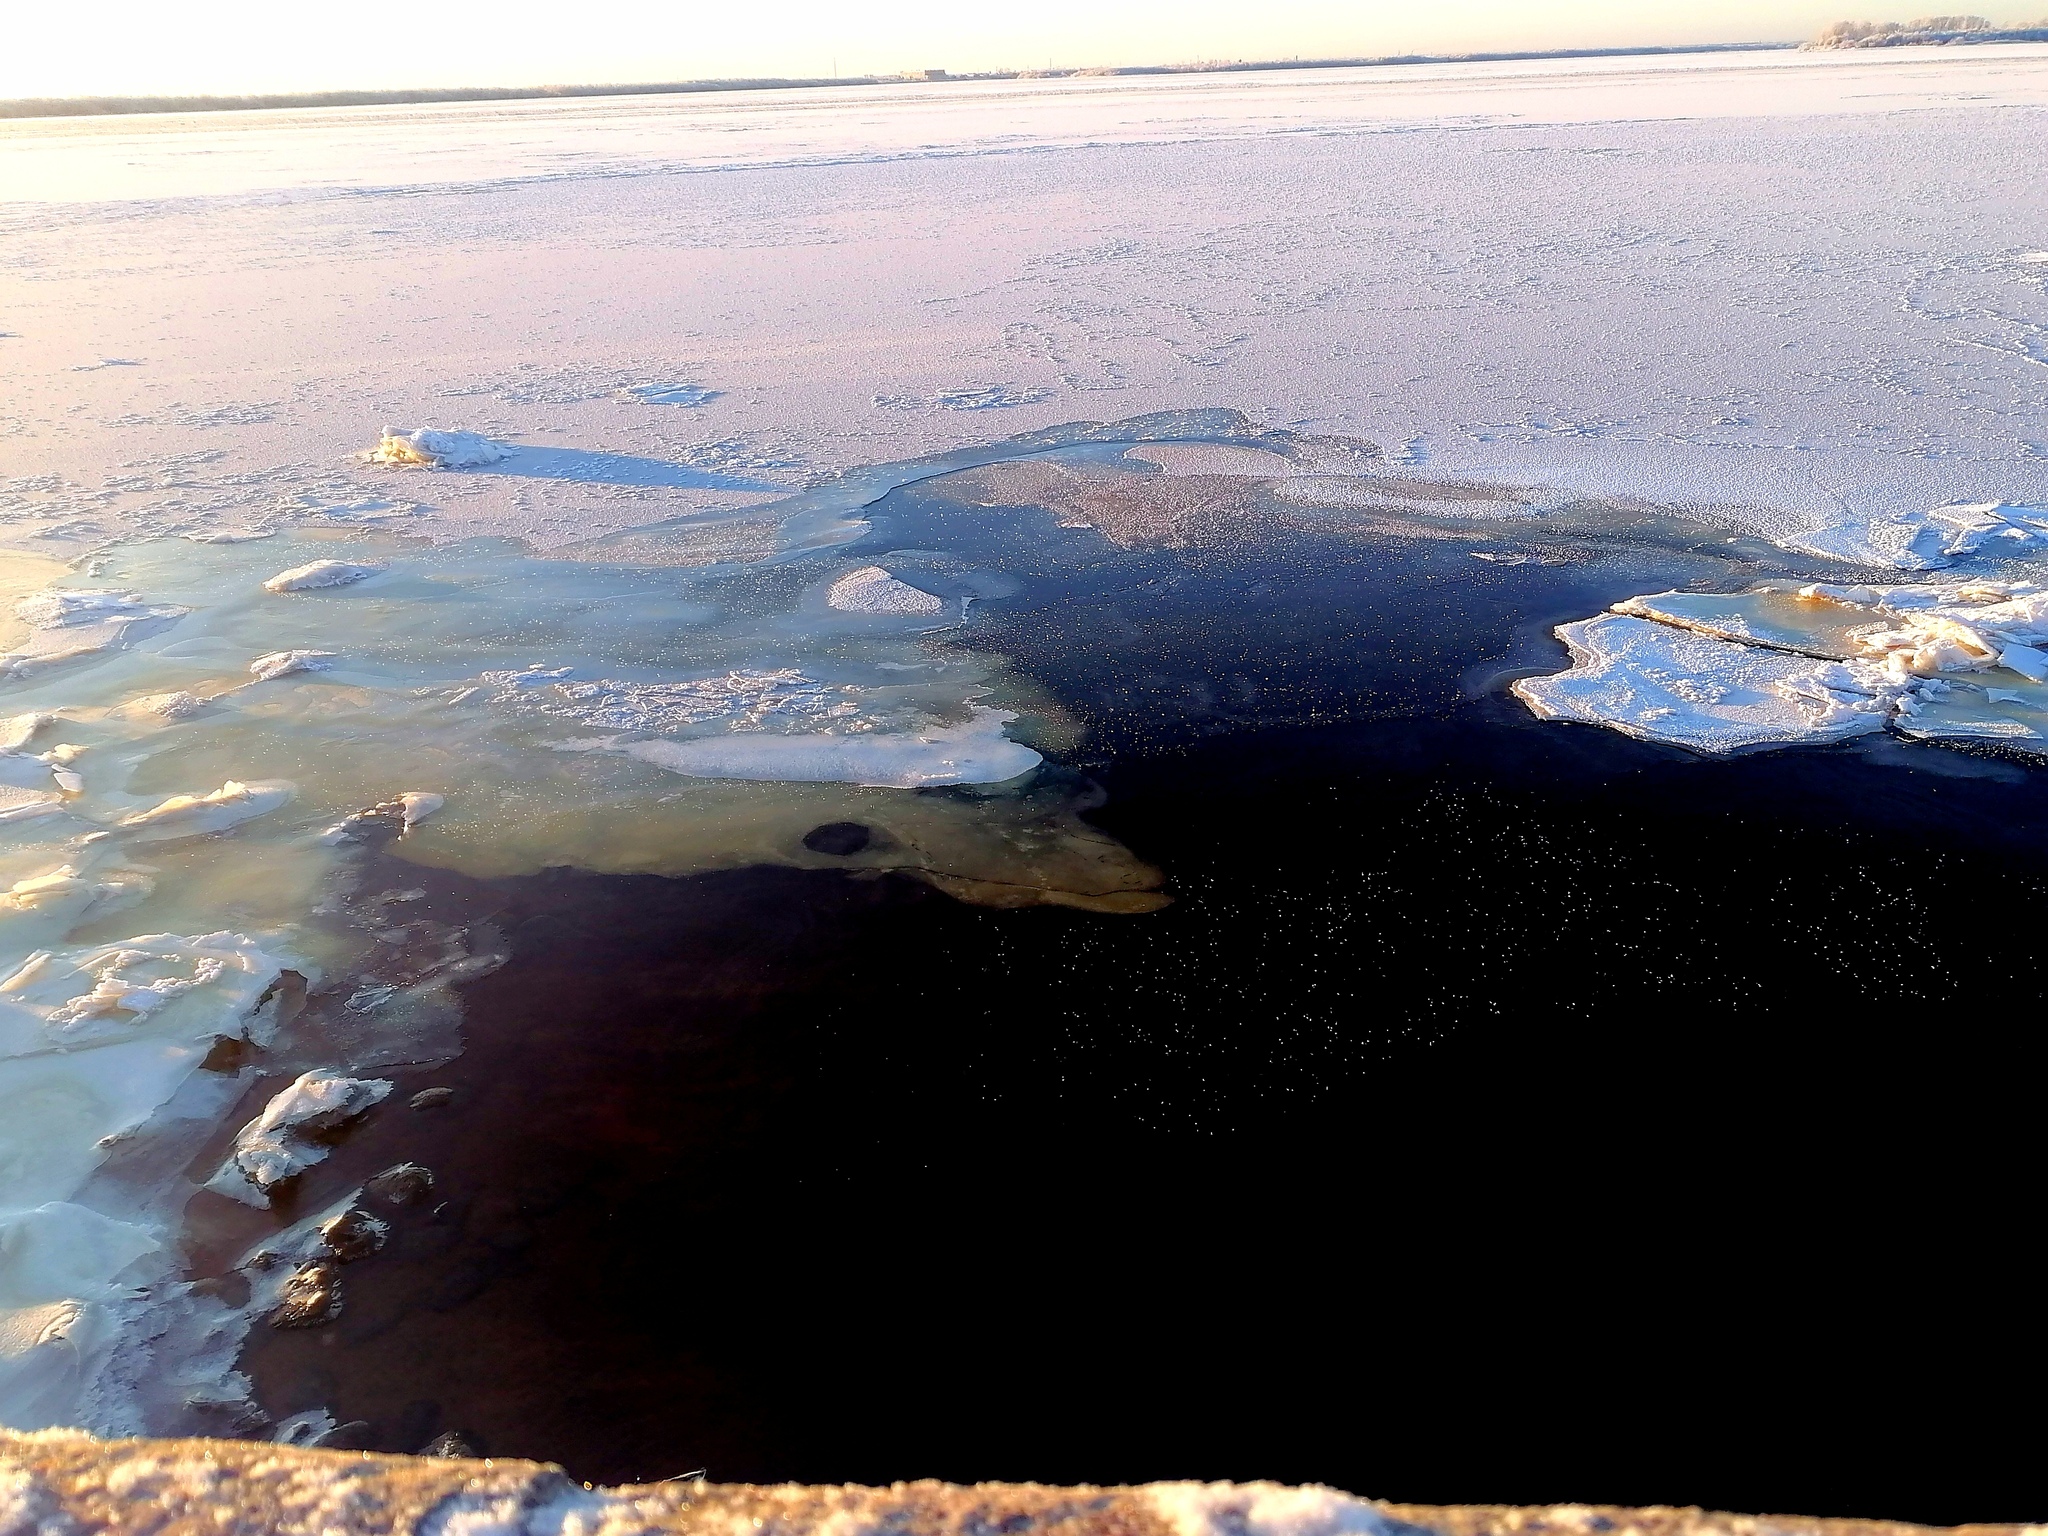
left=3, top=0, right=2037, bottom=100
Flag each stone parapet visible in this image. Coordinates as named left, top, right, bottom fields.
left=0, top=1432, right=2029, bottom=1536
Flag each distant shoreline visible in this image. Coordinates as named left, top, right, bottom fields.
left=0, top=42, right=1799, bottom=122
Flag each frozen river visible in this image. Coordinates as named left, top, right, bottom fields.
left=1, top=46, right=2046, bottom=1519
left=5, top=45, right=2048, bottom=551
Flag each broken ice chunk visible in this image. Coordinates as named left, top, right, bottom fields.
left=368, top=426, right=516, bottom=469
left=210, top=1070, right=394, bottom=1205
left=398, top=791, right=443, bottom=828
left=1788, top=501, right=2048, bottom=569
left=127, top=691, right=206, bottom=721
left=263, top=561, right=381, bottom=594
left=117, top=779, right=294, bottom=837
left=1994, top=640, right=2048, bottom=682
left=0, top=866, right=149, bottom=932
left=0, top=713, right=52, bottom=753
left=827, top=566, right=946, bottom=615
left=1, top=589, right=188, bottom=678
left=249, top=650, right=337, bottom=681
left=1615, top=589, right=1864, bottom=657
left=182, top=527, right=275, bottom=544
left=1894, top=674, right=2048, bottom=749
left=1513, top=614, right=1909, bottom=754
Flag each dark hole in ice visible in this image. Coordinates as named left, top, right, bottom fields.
left=231, top=478, right=2048, bottom=1519
left=802, top=821, right=872, bottom=856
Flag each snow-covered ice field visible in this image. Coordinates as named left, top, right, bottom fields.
left=4, top=43, right=2048, bottom=1446
left=4, top=45, right=2048, bottom=552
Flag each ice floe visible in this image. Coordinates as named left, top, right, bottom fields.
left=248, top=650, right=336, bottom=682
left=0, top=867, right=149, bottom=939
left=1788, top=501, right=2048, bottom=570
left=115, top=780, right=294, bottom=838
left=262, top=560, right=381, bottom=593
left=0, top=929, right=292, bottom=1426
left=398, top=791, right=443, bottom=829
left=1, top=591, right=187, bottom=681
left=620, top=383, right=718, bottom=406
left=207, top=1071, right=394, bottom=1207
left=181, top=528, right=274, bottom=544
left=0, top=717, right=79, bottom=807
left=125, top=691, right=205, bottom=722
left=0, top=487, right=1144, bottom=1431
left=610, top=706, right=1042, bottom=787
left=482, top=666, right=861, bottom=733
left=1523, top=580, right=2048, bottom=755
left=367, top=427, right=516, bottom=469
left=826, top=565, right=946, bottom=615
left=1513, top=615, right=1905, bottom=753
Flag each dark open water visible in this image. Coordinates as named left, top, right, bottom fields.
left=229, top=467, right=2044, bottom=1522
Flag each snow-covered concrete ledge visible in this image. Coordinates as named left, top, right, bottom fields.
left=0, top=1432, right=2028, bottom=1536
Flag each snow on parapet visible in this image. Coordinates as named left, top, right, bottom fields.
left=208, top=1070, right=394, bottom=1205
left=827, top=565, right=947, bottom=614
left=263, top=560, right=381, bottom=593
left=368, top=426, right=517, bottom=469
left=1145, top=1483, right=1399, bottom=1536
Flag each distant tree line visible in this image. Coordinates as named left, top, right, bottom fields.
left=1, top=42, right=1800, bottom=121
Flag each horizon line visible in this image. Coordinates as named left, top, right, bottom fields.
left=0, top=41, right=1801, bottom=122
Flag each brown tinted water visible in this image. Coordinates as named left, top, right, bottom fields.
left=231, top=702, right=2047, bottom=1521
left=219, top=454, right=2048, bottom=1521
